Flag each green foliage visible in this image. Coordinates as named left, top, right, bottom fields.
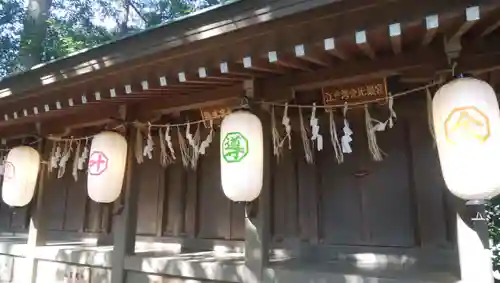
left=0, top=0, right=24, bottom=76
left=0, top=0, right=226, bottom=78
left=488, top=198, right=500, bottom=271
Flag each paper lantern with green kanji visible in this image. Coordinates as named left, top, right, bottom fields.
left=220, top=110, right=263, bottom=202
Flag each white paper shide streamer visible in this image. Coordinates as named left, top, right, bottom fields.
left=78, top=138, right=90, bottom=170
left=341, top=104, right=353, bottom=154
left=310, top=103, right=323, bottom=151
left=271, top=107, right=281, bottom=159
left=282, top=103, right=292, bottom=149
left=387, top=94, right=397, bottom=128
left=165, top=125, right=176, bottom=160
left=199, top=120, right=214, bottom=155
left=143, top=125, right=154, bottom=160
left=58, top=141, right=72, bottom=179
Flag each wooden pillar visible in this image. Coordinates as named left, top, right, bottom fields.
left=244, top=80, right=271, bottom=283
left=26, top=139, right=47, bottom=283
left=111, top=118, right=139, bottom=283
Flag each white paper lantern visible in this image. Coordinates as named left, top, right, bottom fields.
left=433, top=77, right=500, bottom=200
left=87, top=131, right=127, bottom=203
left=220, top=110, right=263, bottom=202
left=1, top=146, right=40, bottom=207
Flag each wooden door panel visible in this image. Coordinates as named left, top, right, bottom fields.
left=272, top=135, right=299, bottom=241
left=319, top=115, right=365, bottom=245
left=361, top=119, right=415, bottom=247
left=164, top=161, right=186, bottom=237
left=136, top=153, right=163, bottom=236
left=63, top=171, right=86, bottom=232
left=198, top=133, right=231, bottom=239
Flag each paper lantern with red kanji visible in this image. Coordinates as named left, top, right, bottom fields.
left=1, top=146, right=40, bottom=207
left=87, top=131, right=127, bottom=203
left=220, top=110, right=263, bottom=202
left=433, top=77, right=500, bottom=200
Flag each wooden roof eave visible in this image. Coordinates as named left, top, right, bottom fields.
left=1, top=0, right=500, bottom=138
left=0, top=0, right=344, bottom=103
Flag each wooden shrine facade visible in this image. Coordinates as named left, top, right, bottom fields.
left=0, top=0, right=500, bottom=282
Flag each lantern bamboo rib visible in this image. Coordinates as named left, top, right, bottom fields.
left=260, top=79, right=443, bottom=109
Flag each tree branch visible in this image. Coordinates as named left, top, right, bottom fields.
left=129, top=0, right=148, bottom=25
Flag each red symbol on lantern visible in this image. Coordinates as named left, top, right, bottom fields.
left=3, top=161, right=15, bottom=181
left=88, top=151, right=108, bottom=176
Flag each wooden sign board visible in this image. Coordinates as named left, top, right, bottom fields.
left=200, top=106, right=232, bottom=122
left=200, top=100, right=240, bottom=127
left=322, top=78, right=388, bottom=108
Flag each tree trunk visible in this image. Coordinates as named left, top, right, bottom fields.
left=18, top=0, right=53, bottom=70
left=119, top=0, right=130, bottom=36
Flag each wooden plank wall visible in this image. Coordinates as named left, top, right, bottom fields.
left=271, top=94, right=452, bottom=248
left=0, top=94, right=452, bottom=250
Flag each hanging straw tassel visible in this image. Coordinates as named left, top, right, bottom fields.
left=341, top=103, right=353, bottom=154
left=143, top=124, right=154, bottom=159
left=426, top=87, right=436, bottom=141
left=177, top=126, right=190, bottom=168
left=72, top=140, right=81, bottom=181
left=299, top=108, right=314, bottom=164
left=281, top=103, right=292, bottom=150
left=328, top=110, right=343, bottom=164
left=165, top=125, right=176, bottom=160
left=364, top=105, right=385, bottom=162
left=135, top=127, right=144, bottom=164
left=271, top=106, right=282, bottom=160
left=387, top=93, right=397, bottom=128
left=189, top=124, right=201, bottom=170
left=310, top=103, right=323, bottom=151
left=199, top=120, right=214, bottom=155
left=77, top=138, right=89, bottom=170
left=158, top=127, right=173, bottom=167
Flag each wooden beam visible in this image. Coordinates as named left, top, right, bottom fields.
left=294, top=44, right=331, bottom=67
left=389, top=23, right=402, bottom=54
left=177, top=71, right=234, bottom=86
left=324, top=38, right=348, bottom=60
left=1, top=0, right=494, bottom=107
left=267, top=51, right=312, bottom=71
left=355, top=30, right=376, bottom=60
left=197, top=67, right=246, bottom=82
left=478, top=7, right=500, bottom=37
left=264, top=47, right=447, bottom=91
left=422, top=15, right=439, bottom=46
left=242, top=56, right=287, bottom=74
left=448, top=6, right=481, bottom=43
left=135, top=84, right=243, bottom=120
left=220, top=62, right=267, bottom=78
